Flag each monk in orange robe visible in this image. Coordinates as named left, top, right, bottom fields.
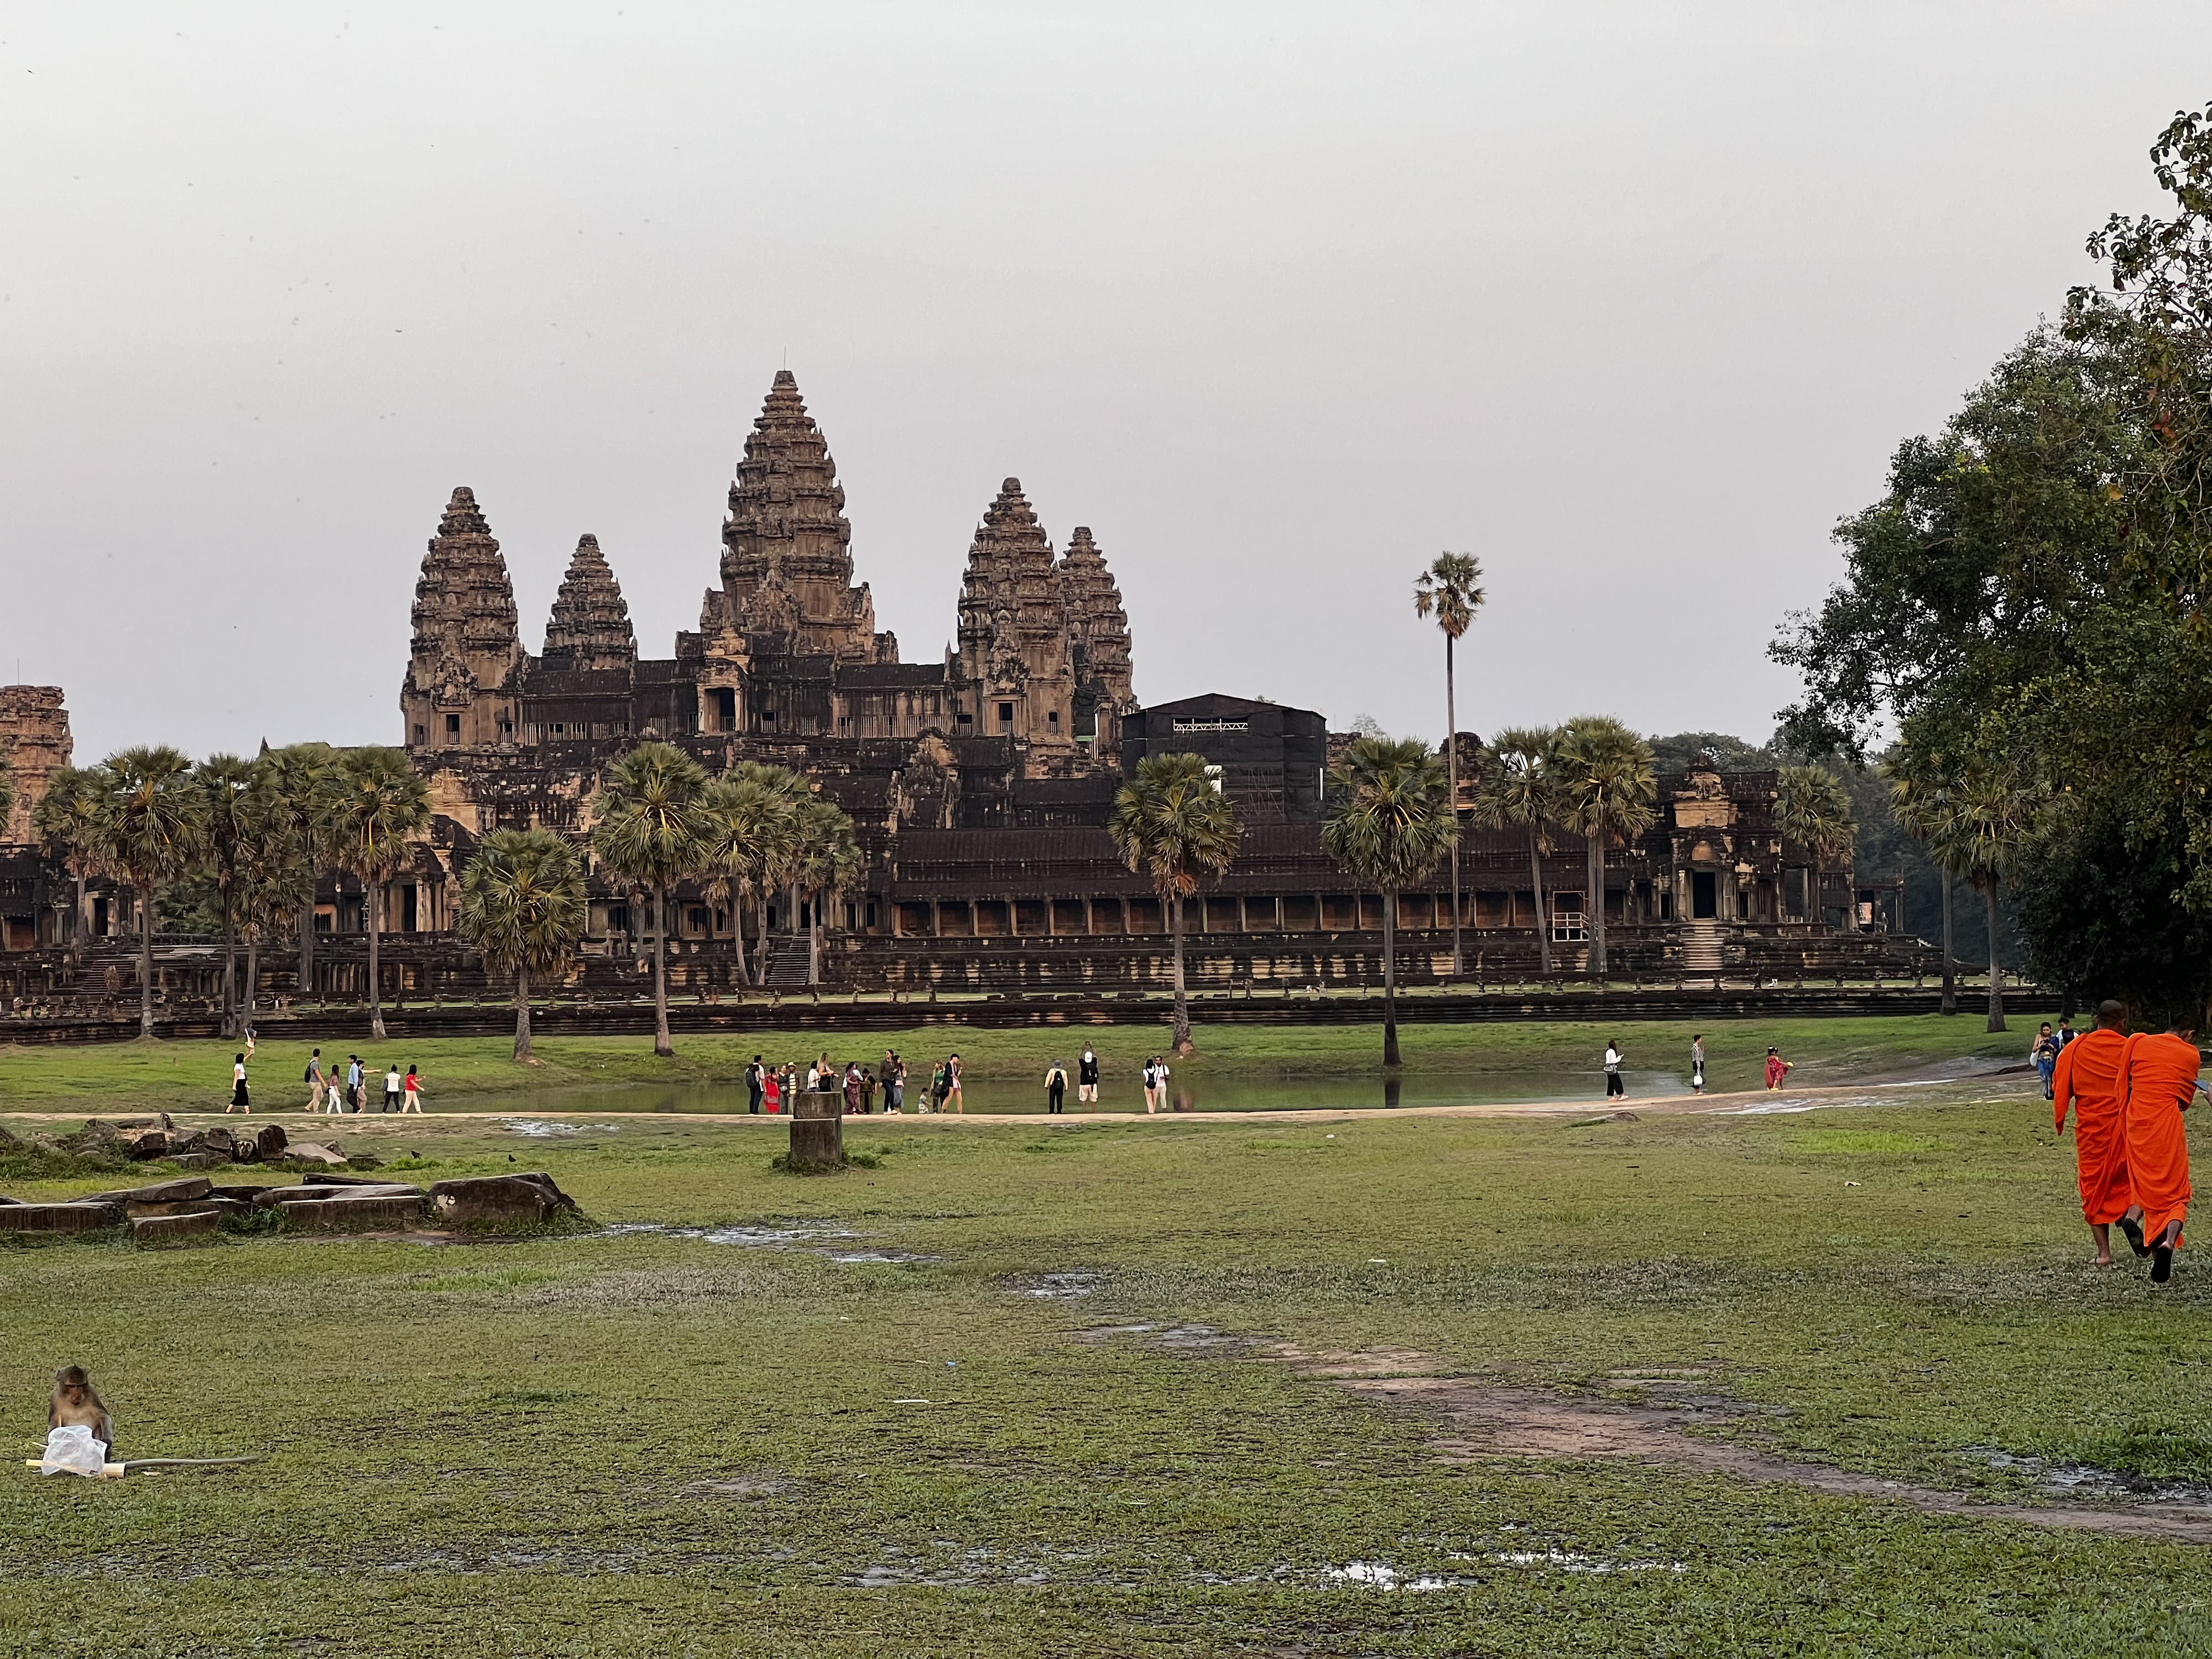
left=2052, top=1000, right=2131, bottom=1264
left=2117, top=1019, right=2200, bottom=1284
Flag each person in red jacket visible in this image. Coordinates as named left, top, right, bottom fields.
left=1763, top=1047, right=1793, bottom=1091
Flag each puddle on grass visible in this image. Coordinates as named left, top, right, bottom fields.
left=593, top=1219, right=928, bottom=1264
left=1962, top=1446, right=2212, bottom=1507
left=1019, top=1271, right=1104, bottom=1300
left=503, top=1119, right=623, bottom=1138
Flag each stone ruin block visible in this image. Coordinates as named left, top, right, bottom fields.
left=275, top=1194, right=430, bottom=1233
left=426, top=1172, right=578, bottom=1225
left=133, top=1211, right=221, bottom=1248
left=0, top=1202, right=126, bottom=1235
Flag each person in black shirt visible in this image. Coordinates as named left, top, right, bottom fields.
left=1078, top=1045, right=1100, bottom=1106
left=1045, top=1062, right=1068, bottom=1114
left=747, top=1055, right=764, bottom=1115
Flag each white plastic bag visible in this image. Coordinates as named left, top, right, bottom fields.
left=40, top=1425, right=108, bottom=1477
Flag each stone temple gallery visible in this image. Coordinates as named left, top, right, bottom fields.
left=0, top=372, right=1921, bottom=1004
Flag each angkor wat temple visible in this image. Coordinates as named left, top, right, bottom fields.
left=0, top=371, right=1928, bottom=1007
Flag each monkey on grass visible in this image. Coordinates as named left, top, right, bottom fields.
left=50, top=1365, right=114, bottom=1454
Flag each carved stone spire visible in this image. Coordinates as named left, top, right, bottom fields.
left=954, top=478, right=1077, bottom=750
left=541, top=534, right=637, bottom=673
left=719, top=369, right=889, bottom=661
left=1055, top=526, right=1136, bottom=745
left=400, top=486, right=523, bottom=749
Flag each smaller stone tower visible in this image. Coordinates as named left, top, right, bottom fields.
left=0, top=685, right=72, bottom=844
left=952, top=479, right=1078, bottom=761
left=401, top=487, right=524, bottom=753
left=1055, top=526, right=1136, bottom=755
left=541, top=534, right=637, bottom=674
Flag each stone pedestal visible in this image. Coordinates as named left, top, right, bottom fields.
left=787, top=1090, right=844, bottom=1172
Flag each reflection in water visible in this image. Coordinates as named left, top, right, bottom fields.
left=471, top=1068, right=1690, bottom=1119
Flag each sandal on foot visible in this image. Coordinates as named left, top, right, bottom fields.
left=2152, top=1243, right=2174, bottom=1284
left=2121, top=1215, right=2150, bottom=1257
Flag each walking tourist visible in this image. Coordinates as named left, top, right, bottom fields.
left=400, top=1065, right=424, bottom=1113
left=885, top=1054, right=906, bottom=1113
left=1689, top=1034, right=1705, bottom=1096
left=944, top=1053, right=964, bottom=1114
left=1045, top=1061, right=1067, bottom=1114
left=2119, top=1019, right=2198, bottom=1282
left=860, top=1068, right=878, bottom=1113
left=2053, top=1000, right=2131, bottom=1266
left=762, top=1066, right=782, bottom=1114
left=383, top=1062, right=403, bottom=1113
left=2032, top=1022, right=2061, bottom=1100
left=347, top=1056, right=366, bottom=1113
left=1152, top=1054, right=1170, bottom=1110
left=1764, top=1046, right=1793, bottom=1091
left=1078, top=1045, right=1100, bottom=1105
left=747, top=1055, right=764, bottom=1115
left=1141, top=1056, right=1159, bottom=1113
left=304, top=1048, right=325, bottom=1112
left=325, top=1073, right=346, bottom=1115
left=226, top=1052, right=251, bottom=1114
left=1603, top=1041, right=1625, bottom=1099
left=843, top=1063, right=863, bottom=1116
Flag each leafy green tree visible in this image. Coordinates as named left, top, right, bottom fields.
left=1646, top=732, right=1776, bottom=774
left=194, top=754, right=258, bottom=1036
left=1322, top=735, right=1456, bottom=1068
left=32, top=765, right=103, bottom=962
left=95, top=747, right=206, bottom=1039
left=591, top=742, right=709, bottom=1055
left=1475, top=727, right=1564, bottom=976
left=1774, top=764, right=1857, bottom=925
left=795, top=797, right=862, bottom=985
left=1413, top=552, right=1485, bottom=977
left=1555, top=717, right=1657, bottom=978
left=458, top=827, right=589, bottom=1062
left=323, top=747, right=431, bottom=1041
left=1109, top=751, right=1243, bottom=1053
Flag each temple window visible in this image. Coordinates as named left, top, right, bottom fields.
left=711, top=688, right=735, bottom=729
left=413, top=724, right=426, bottom=745
left=956, top=712, right=973, bottom=729
left=1047, top=710, right=1060, bottom=733
left=762, top=708, right=777, bottom=724
left=445, top=714, right=461, bottom=738
left=998, top=702, right=1014, bottom=727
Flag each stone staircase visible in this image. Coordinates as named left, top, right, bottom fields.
left=1681, top=921, right=1723, bottom=974
left=760, top=935, right=813, bottom=989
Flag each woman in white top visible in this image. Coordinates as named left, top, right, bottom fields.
left=226, top=1054, right=251, bottom=1114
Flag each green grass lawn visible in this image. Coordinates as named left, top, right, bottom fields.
left=3, top=1068, right=2208, bottom=1656
left=0, top=1013, right=2031, bottom=1114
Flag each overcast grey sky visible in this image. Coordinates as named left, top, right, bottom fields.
left=2, top=3, right=2205, bottom=761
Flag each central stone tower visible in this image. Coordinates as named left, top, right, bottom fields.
left=715, top=370, right=891, bottom=663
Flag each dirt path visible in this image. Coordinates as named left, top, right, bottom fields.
left=1274, top=1345, right=2212, bottom=1545
left=0, top=1073, right=2026, bottom=1131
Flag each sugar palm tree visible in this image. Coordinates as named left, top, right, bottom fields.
left=234, top=792, right=314, bottom=1033
left=1109, top=751, right=1243, bottom=1053
left=32, top=765, right=103, bottom=963
left=591, top=742, right=709, bottom=1055
left=1555, top=717, right=1657, bottom=978
left=795, top=797, right=863, bottom=985
left=726, top=761, right=810, bottom=984
left=1475, top=727, right=1564, bottom=977
left=1775, top=764, right=1858, bottom=927
left=1941, top=761, right=2037, bottom=1034
left=194, top=753, right=259, bottom=1036
left=258, top=742, right=335, bottom=998
left=1413, top=552, right=1486, bottom=978
left=1322, top=735, right=1457, bottom=1068
left=322, top=747, right=431, bottom=1041
left=1888, top=756, right=1959, bottom=1016
left=457, top=827, right=589, bottom=1062
left=695, top=773, right=789, bottom=986
left=95, top=746, right=206, bottom=1039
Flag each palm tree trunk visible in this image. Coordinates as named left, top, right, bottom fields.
left=137, top=884, right=155, bottom=1040
left=729, top=888, right=750, bottom=984
left=71, top=872, right=87, bottom=964
left=220, top=893, right=238, bottom=1039
left=1382, top=888, right=1401, bottom=1068
left=808, top=890, right=822, bottom=985
left=297, top=898, right=316, bottom=1004
left=1939, top=874, right=1956, bottom=1016
left=1587, top=826, right=1607, bottom=979
left=754, top=890, right=771, bottom=987
left=1169, top=890, right=1191, bottom=1052
left=244, top=941, right=259, bottom=1029
left=1444, top=635, right=1462, bottom=978
left=1984, top=877, right=2006, bottom=1033
left=651, top=882, right=674, bottom=1056
left=367, top=879, right=387, bottom=1042
left=1528, top=829, right=1552, bottom=975
left=514, top=962, right=534, bottom=1062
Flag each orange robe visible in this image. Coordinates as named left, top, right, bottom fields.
left=2119, top=1032, right=2198, bottom=1245
left=2052, top=1029, right=2131, bottom=1224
